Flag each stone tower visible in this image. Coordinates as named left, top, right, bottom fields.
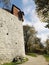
left=0, top=7, right=25, bottom=64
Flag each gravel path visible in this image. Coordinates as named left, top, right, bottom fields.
left=20, top=55, right=48, bottom=65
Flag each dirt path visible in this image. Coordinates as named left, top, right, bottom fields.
left=20, top=55, right=48, bottom=65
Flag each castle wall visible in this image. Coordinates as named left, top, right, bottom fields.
left=0, top=8, right=25, bottom=64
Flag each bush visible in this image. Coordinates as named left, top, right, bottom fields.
left=27, top=53, right=37, bottom=57
left=43, top=54, right=49, bottom=62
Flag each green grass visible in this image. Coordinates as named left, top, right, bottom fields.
left=27, top=53, right=37, bottom=57
left=43, top=54, right=49, bottom=62
left=2, top=62, right=17, bottom=65
left=2, top=58, right=28, bottom=65
left=23, top=57, right=28, bottom=62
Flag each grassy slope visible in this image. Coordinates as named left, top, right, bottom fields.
left=2, top=58, right=28, bottom=65
left=27, top=53, right=37, bottom=57
left=43, top=54, right=49, bottom=62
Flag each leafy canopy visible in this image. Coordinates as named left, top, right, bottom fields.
left=34, top=0, right=49, bottom=28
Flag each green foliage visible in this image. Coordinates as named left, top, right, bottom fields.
left=27, top=53, right=37, bottom=57
left=2, top=62, right=16, bottom=65
left=2, top=58, right=28, bottom=65
left=45, top=24, right=49, bottom=28
left=23, top=25, right=37, bottom=52
left=43, top=54, right=49, bottom=61
left=34, top=0, right=49, bottom=28
left=23, top=25, right=44, bottom=53
left=45, top=39, right=49, bottom=54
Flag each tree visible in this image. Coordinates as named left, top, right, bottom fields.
left=23, top=25, right=37, bottom=53
left=34, top=0, right=49, bottom=28
left=45, top=38, right=49, bottom=54
left=23, top=25, right=44, bottom=54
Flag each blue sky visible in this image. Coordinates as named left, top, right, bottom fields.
left=22, top=0, right=49, bottom=42
left=0, top=0, right=49, bottom=42
left=11, top=0, right=22, bottom=10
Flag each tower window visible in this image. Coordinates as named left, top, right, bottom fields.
left=7, top=33, right=8, bottom=35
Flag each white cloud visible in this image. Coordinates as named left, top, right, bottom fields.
left=34, top=22, right=47, bottom=32
left=37, top=33, right=49, bottom=42
left=22, top=0, right=49, bottom=42
left=23, top=6, right=33, bottom=15
left=23, top=19, right=32, bottom=26
left=22, top=0, right=33, bottom=5
left=22, top=0, right=28, bottom=5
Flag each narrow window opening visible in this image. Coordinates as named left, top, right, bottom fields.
left=7, top=33, right=8, bottom=35
left=15, top=42, right=17, bottom=44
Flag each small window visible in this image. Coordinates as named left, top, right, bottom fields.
left=7, top=33, right=8, bottom=35
left=15, top=42, right=17, bottom=44
left=0, top=23, right=3, bottom=27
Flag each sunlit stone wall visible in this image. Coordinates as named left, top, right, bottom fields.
left=0, top=8, right=25, bottom=64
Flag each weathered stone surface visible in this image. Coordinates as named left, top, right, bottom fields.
left=0, top=8, right=25, bottom=64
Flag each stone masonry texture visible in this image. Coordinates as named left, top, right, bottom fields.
left=0, top=8, right=25, bottom=64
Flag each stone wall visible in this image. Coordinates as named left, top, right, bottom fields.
left=0, top=8, right=25, bottom=64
